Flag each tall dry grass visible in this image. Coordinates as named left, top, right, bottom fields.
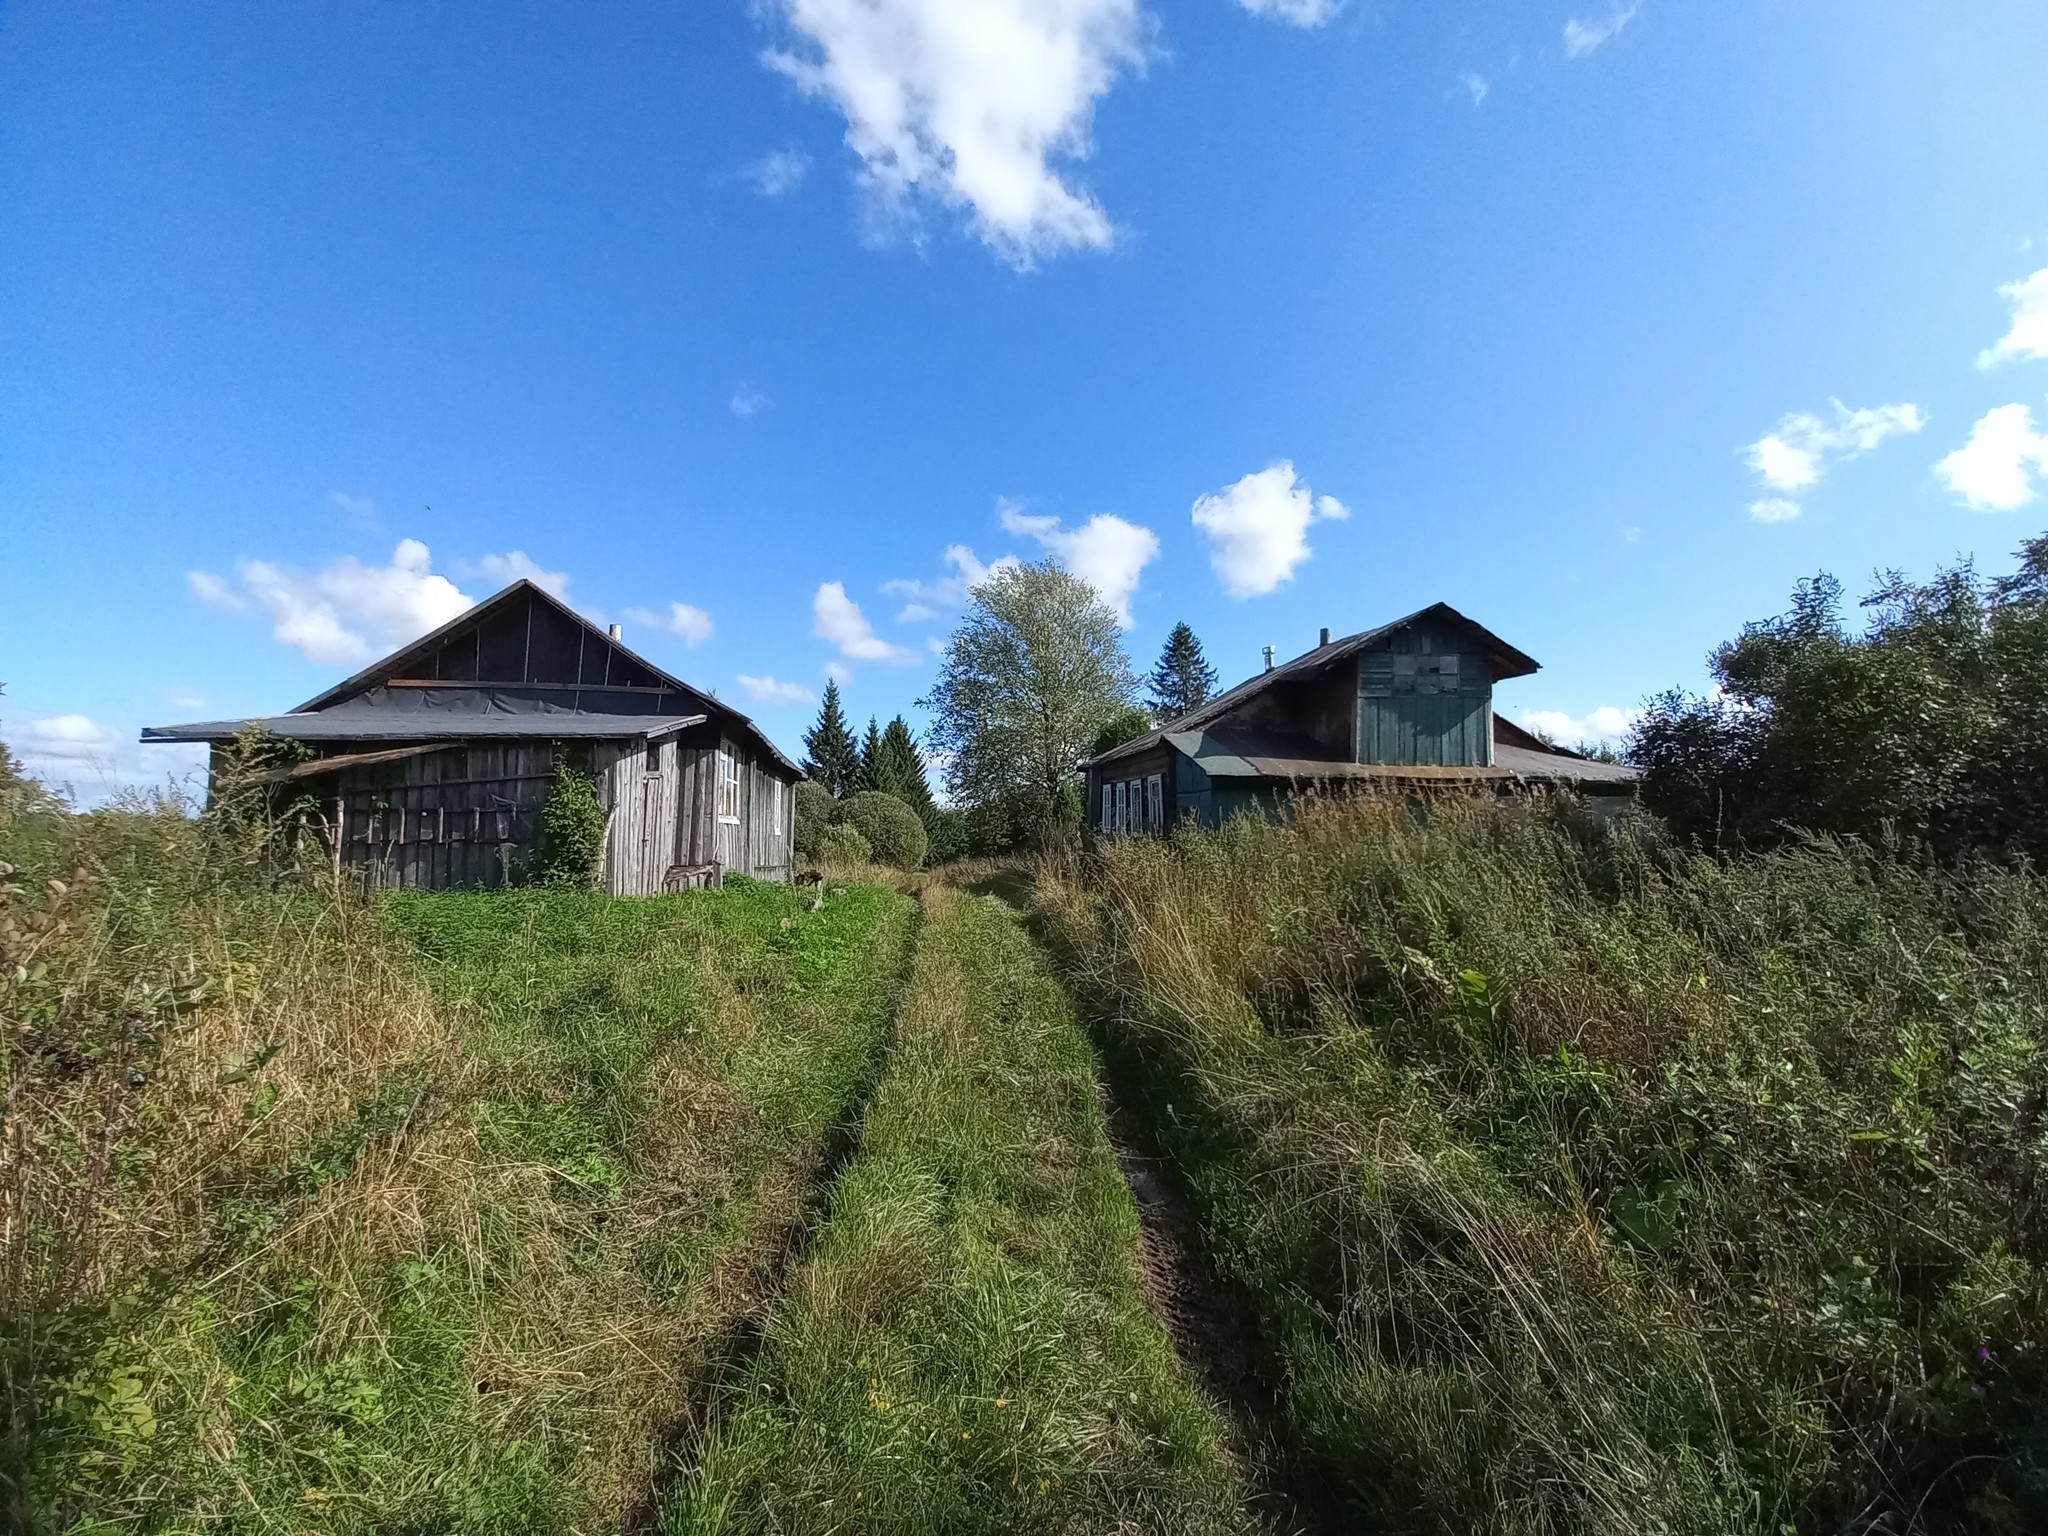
left=1039, top=791, right=2048, bottom=1533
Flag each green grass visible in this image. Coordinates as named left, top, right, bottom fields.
left=664, top=884, right=1250, bottom=1536
left=1040, top=793, right=2048, bottom=1535
left=6, top=784, right=915, bottom=1536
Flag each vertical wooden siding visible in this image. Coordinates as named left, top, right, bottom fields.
left=326, top=741, right=559, bottom=892
left=1355, top=624, right=1493, bottom=767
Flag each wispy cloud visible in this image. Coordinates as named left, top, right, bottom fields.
left=1935, top=401, right=2048, bottom=511
left=329, top=490, right=378, bottom=526
left=1563, top=2, right=1640, bottom=58
left=1455, top=71, right=1490, bottom=107
left=730, top=385, right=772, bottom=419
left=1520, top=705, right=1637, bottom=744
left=625, top=602, right=716, bottom=646
left=13, top=713, right=207, bottom=804
left=738, top=674, right=816, bottom=705
left=813, top=581, right=921, bottom=667
left=1978, top=268, right=2048, bottom=369
left=740, top=147, right=812, bottom=198
left=1190, top=461, right=1349, bottom=598
left=761, top=0, right=1145, bottom=266
left=188, top=540, right=474, bottom=666
left=883, top=544, right=1021, bottom=621
left=471, top=549, right=572, bottom=600
left=1236, top=0, right=1344, bottom=27
left=998, top=501, right=1159, bottom=627
left=1742, top=399, right=1926, bottom=521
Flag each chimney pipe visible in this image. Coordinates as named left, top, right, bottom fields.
left=1319, top=627, right=1332, bottom=647
left=608, top=623, right=623, bottom=642
left=1262, top=645, right=1276, bottom=672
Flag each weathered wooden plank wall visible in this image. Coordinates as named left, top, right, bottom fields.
left=1356, top=622, right=1493, bottom=767
left=326, top=741, right=557, bottom=891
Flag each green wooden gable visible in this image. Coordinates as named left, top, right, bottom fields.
left=1355, top=618, right=1494, bottom=767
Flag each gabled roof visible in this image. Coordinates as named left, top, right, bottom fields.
left=1084, top=603, right=1541, bottom=771
left=143, top=580, right=802, bottom=775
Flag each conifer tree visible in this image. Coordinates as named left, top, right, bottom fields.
left=1147, top=622, right=1220, bottom=721
left=853, top=717, right=886, bottom=793
left=801, top=679, right=860, bottom=795
left=879, top=715, right=936, bottom=819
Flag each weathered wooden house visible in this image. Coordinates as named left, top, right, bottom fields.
left=1082, top=603, right=1637, bottom=834
left=143, top=580, right=801, bottom=892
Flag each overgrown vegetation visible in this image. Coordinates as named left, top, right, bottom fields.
left=1632, top=530, right=2048, bottom=862
left=1041, top=793, right=2048, bottom=1533
left=2, top=780, right=915, bottom=1532
left=665, top=885, right=1246, bottom=1535
left=531, top=758, right=607, bottom=888
left=835, top=789, right=929, bottom=870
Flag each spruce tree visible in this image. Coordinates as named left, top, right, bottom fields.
left=879, top=715, right=936, bottom=819
left=801, top=679, right=860, bottom=795
left=853, top=717, right=886, bottom=793
left=1147, top=622, right=1220, bottom=721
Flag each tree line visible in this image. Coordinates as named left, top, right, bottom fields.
left=796, top=562, right=1222, bottom=861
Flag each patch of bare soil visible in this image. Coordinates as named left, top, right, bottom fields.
left=1101, top=1096, right=1307, bottom=1536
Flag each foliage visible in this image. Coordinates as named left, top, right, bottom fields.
left=853, top=717, right=886, bottom=793
left=1145, top=621, right=1220, bottom=721
left=1041, top=794, right=2048, bottom=1533
left=801, top=680, right=860, bottom=797
left=1631, top=530, right=2048, bottom=861
left=857, top=714, right=937, bottom=819
left=665, top=887, right=1248, bottom=1535
left=814, top=820, right=872, bottom=867
left=1089, top=704, right=1154, bottom=758
left=833, top=789, right=928, bottom=869
left=530, top=760, right=606, bottom=889
left=2, top=775, right=917, bottom=1533
left=923, top=561, right=1136, bottom=843
left=791, top=779, right=836, bottom=858
left=923, top=805, right=970, bottom=865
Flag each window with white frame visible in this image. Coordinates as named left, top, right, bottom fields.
left=718, top=751, right=741, bottom=823
left=770, top=778, right=783, bottom=837
left=1101, top=773, right=1164, bottom=834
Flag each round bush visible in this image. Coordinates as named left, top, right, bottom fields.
left=792, top=780, right=835, bottom=858
left=815, top=821, right=872, bottom=867
left=834, top=790, right=928, bottom=869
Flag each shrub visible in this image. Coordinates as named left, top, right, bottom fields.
left=833, top=790, right=927, bottom=869
left=814, top=821, right=871, bottom=867
left=923, top=805, right=969, bottom=865
left=792, top=780, right=835, bottom=858
left=531, top=762, right=605, bottom=889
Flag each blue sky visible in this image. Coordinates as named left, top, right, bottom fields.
left=4, top=0, right=2047, bottom=798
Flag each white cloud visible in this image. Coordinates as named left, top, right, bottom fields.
left=741, top=147, right=812, bottom=197
left=1236, top=0, right=1344, bottom=27
left=1520, top=706, right=1637, bottom=744
left=1189, top=461, right=1349, bottom=599
left=1935, top=402, right=2048, bottom=512
left=1742, top=400, right=1927, bottom=521
left=188, top=540, right=475, bottom=666
left=625, top=602, right=715, bottom=646
left=813, top=581, right=922, bottom=664
left=998, top=501, right=1159, bottom=626
left=883, top=543, right=1022, bottom=621
left=738, top=674, right=817, bottom=705
left=1979, top=268, right=2048, bottom=369
left=22, top=714, right=119, bottom=761
left=473, top=549, right=572, bottom=600
left=1455, top=71, right=1490, bottom=107
left=730, top=385, right=771, bottom=418
left=1563, top=2, right=1639, bottom=58
left=762, top=0, right=1145, bottom=266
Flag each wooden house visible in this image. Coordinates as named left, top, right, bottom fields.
left=1082, top=604, right=1637, bottom=834
left=143, top=580, right=801, bottom=892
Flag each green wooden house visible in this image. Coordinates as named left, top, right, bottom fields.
left=1081, top=603, right=1636, bottom=834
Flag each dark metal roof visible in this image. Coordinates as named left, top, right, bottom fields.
left=1099, top=723, right=1637, bottom=792
left=142, top=578, right=804, bottom=776
left=141, top=713, right=711, bottom=744
left=1084, top=602, right=1542, bottom=771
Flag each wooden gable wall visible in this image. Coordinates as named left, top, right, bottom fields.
left=1355, top=619, right=1494, bottom=767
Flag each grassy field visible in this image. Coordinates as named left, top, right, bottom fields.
left=1040, top=793, right=2048, bottom=1534
left=663, top=883, right=1248, bottom=1536
left=4, top=792, right=916, bottom=1533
